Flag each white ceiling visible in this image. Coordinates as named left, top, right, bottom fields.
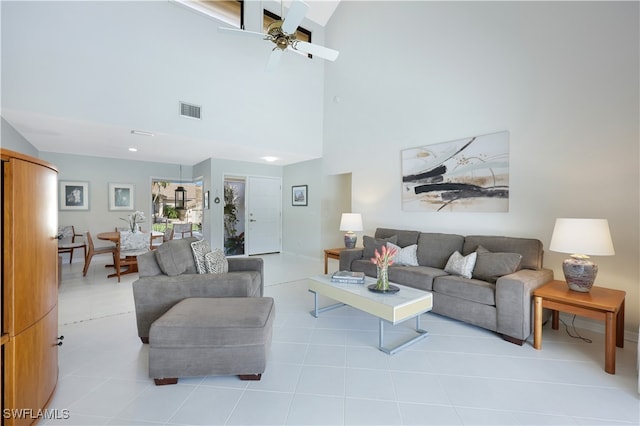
left=1, top=0, right=341, bottom=166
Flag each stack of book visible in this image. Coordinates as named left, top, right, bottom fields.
left=331, top=270, right=365, bottom=284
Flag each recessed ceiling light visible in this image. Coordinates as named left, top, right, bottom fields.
left=262, top=156, right=278, bottom=162
left=130, top=130, right=154, bottom=136
left=129, top=147, right=138, bottom=152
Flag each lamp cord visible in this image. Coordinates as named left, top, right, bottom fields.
left=559, top=315, right=592, bottom=343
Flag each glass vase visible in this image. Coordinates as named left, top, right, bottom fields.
left=376, top=264, right=389, bottom=291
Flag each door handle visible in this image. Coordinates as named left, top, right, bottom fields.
left=250, top=219, right=257, bottom=222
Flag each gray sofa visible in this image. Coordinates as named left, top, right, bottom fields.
left=339, top=228, right=554, bottom=345
left=132, top=237, right=264, bottom=343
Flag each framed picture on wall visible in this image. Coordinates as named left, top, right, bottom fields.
left=59, top=180, right=89, bottom=210
left=292, top=185, right=308, bottom=206
left=108, top=183, right=135, bottom=211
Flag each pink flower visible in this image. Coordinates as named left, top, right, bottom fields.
left=370, top=244, right=398, bottom=268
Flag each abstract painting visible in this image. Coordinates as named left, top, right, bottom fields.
left=401, top=131, right=509, bottom=212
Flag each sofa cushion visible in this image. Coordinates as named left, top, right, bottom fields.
left=472, top=246, right=522, bottom=283
left=154, top=237, right=198, bottom=276
left=375, top=228, right=420, bottom=248
left=191, top=239, right=212, bottom=274
left=363, top=235, right=397, bottom=259
left=387, top=242, right=419, bottom=266
left=388, top=265, right=447, bottom=292
left=417, top=233, right=465, bottom=268
left=444, top=251, right=477, bottom=279
left=205, top=249, right=229, bottom=274
left=463, top=235, right=543, bottom=270
left=434, top=275, right=496, bottom=306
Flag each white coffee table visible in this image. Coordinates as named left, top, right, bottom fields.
left=308, top=275, right=433, bottom=354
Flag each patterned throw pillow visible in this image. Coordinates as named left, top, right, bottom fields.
left=205, top=249, right=228, bottom=274
left=444, top=251, right=477, bottom=279
left=386, top=242, right=419, bottom=266
left=190, top=240, right=212, bottom=274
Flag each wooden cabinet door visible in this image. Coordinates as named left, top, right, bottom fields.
left=4, top=307, right=59, bottom=426
left=3, top=156, right=58, bottom=335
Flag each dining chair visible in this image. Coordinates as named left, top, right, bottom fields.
left=57, top=225, right=87, bottom=264
left=115, top=231, right=151, bottom=280
left=150, top=227, right=173, bottom=250
left=172, top=223, right=193, bottom=239
left=83, top=231, right=119, bottom=279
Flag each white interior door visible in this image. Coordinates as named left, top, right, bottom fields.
left=246, top=176, right=282, bottom=255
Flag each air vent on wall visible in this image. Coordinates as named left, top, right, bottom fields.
left=180, top=102, right=201, bottom=120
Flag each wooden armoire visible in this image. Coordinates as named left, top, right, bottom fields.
left=1, top=148, right=59, bottom=425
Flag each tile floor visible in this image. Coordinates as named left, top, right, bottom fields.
left=46, top=253, right=639, bottom=425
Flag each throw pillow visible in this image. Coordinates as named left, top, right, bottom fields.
left=155, top=242, right=187, bottom=276
left=205, top=249, right=228, bottom=274
left=386, top=242, right=419, bottom=266
left=444, top=251, right=477, bottom=279
left=190, top=240, right=212, bottom=274
left=363, top=235, right=398, bottom=259
left=472, top=246, right=522, bottom=283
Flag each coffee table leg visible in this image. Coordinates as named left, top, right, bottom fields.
left=378, top=316, right=429, bottom=355
left=308, top=290, right=345, bottom=318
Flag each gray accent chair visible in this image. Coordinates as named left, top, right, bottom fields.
left=340, top=228, right=554, bottom=345
left=132, top=237, right=264, bottom=343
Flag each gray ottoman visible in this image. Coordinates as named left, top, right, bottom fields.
left=149, top=297, right=275, bottom=385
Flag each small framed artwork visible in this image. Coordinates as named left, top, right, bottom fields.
left=59, top=180, right=89, bottom=210
left=292, top=185, right=308, bottom=206
left=204, top=190, right=210, bottom=210
left=108, top=183, right=135, bottom=211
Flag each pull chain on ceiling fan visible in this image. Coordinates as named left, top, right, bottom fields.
left=219, top=0, right=339, bottom=71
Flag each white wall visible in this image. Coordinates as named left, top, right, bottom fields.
left=282, top=159, right=323, bottom=258
left=1, top=118, right=38, bottom=157
left=323, top=2, right=639, bottom=332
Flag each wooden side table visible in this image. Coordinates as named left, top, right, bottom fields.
left=533, top=280, right=626, bottom=374
left=323, top=248, right=346, bottom=274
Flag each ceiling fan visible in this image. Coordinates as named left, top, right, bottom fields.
left=219, top=0, right=339, bottom=71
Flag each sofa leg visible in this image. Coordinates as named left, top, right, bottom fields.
left=502, top=334, right=524, bottom=346
left=154, top=378, right=178, bottom=385
left=140, top=337, right=149, bottom=344
left=238, top=374, right=262, bottom=381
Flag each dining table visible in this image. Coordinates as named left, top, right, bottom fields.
left=96, top=230, right=163, bottom=279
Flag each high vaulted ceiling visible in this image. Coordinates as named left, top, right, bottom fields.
left=1, top=0, right=341, bottom=166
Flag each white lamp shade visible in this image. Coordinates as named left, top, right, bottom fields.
left=549, top=218, right=615, bottom=256
left=339, top=213, right=363, bottom=232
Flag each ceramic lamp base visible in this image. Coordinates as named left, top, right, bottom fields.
left=344, top=232, right=357, bottom=249
left=563, top=256, right=598, bottom=292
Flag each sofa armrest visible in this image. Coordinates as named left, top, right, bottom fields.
left=228, top=257, right=264, bottom=296
left=132, top=271, right=263, bottom=340
left=496, top=268, right=554, bottom=342
left=339, top=248, right=364, bottom=271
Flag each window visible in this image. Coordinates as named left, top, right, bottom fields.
left=263, top=9, right=312, bottom=58
left=175, top=0, right=243, bottom=28
left=151, top=179, right=203, bottom=232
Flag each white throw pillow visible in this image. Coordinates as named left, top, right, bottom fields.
left=205, top=249, right=228, bottom=274
left=190, top=239, right=212, bottom=274
left=444, top=251, right=477, bottom=279
left=386, top=242, right=419, bottom=266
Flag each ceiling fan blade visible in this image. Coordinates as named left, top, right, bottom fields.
left=293, top=41, right=339, bottom=61
left=281, top=0, right=309, bottom=34
left=219, top=27, right=266, bottom=39
left=266, top=49, right=283, bottom=72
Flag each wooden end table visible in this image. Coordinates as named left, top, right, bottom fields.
left=533, top=280, right=626, bottom=374
left=323, top=247, right=346, bottom=274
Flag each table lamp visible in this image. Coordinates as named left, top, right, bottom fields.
left=549, top=218, right=615, bottom=292
left=339, top=213, right=363, bottom=249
